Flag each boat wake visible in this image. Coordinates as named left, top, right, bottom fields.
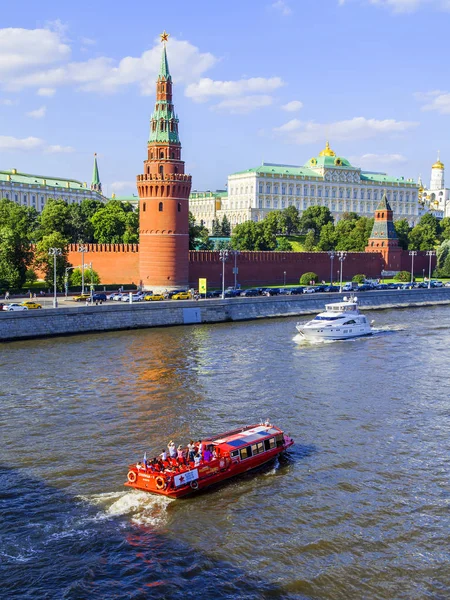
left=78, top=490, right=173, bottom=527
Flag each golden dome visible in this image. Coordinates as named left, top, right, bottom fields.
left=432, top=160, right=444, bottom=170
left=318, top=141, right=336, bottom=157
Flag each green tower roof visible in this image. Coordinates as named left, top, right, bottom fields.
left=148, top=44, right=180, bottom=145
left=375, top=194, right=393, bottom=212
left=92, top=153, right=100, bottom=187
left=159, top=44, right=171, bottom=81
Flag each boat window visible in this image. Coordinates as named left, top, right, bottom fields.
left=275, top=434, right=284, bottom=448
left=251, top=442, right=265, bottom=455
left=344, top=320, right=356, bottom=324
left=230, top=450, right=239, bottom=458
left=314, top=315, right=342, bottom=321
left=240, top=446, right=253, bottom=460
left=264, top=438, right=276, bottom=451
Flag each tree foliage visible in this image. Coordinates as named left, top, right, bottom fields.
left=275, top=237, right=293, bottom=251
left=34, top=232, right=71, bottom=289
left=189, top=212, right=213, bottom=250
left=299, top=272, right=318, bottom=285
left=298, top=206, right=333, bottom=237
left=395, top=270, right=411, bottom=282
left=0, top=199, right=34, bottom=288
left=70, top=267, right=100, bottom=286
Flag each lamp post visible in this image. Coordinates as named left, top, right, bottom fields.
left=426, top=250, right=436, bottom=289
left=219, top=249, right=229, bottom=299
left=48, top=247, right=62, bottom=308
left=283, top=271, right=286, bottom=286
left=64, top=266, right=76, bottom=298
left=230, top=250, right=240, bottom=290
left=337, top=251, right=347, bottom=292
left=409, top=250, right=417, bottom=283
left=327, top=250, right=335, bottom=285
left=78, top=244, right=88, bottom=294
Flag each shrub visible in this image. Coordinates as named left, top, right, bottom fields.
left=70, top=267, right=100, bottom=286
left=299, top=272, right=318, bottom=285
left=352, top=274, right=365, bottom=284
left=395, top=270, right=411, bottom=282
left=25, top=268, right=37, bottom=284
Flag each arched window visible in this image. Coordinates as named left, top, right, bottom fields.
left=159, top=165, right=164, bottom=176
left=171, top=152, right=174, bottom=159
left=175, top=166, right=178, bottom=174
left=178, top=203, right=181, bottom=212
left=159, top=202, right=163, bottom=212
left=160, top=151, right=164, bottom=159
left=143, top=202, right=146, bottom=212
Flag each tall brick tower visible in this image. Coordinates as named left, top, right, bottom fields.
left=365, top=194, right=402, bottom=271
left=137, top=31, right=192, bottom=291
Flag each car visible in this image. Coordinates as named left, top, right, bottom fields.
left=286, top=287, right=304, bottom=295
left=20, top=301, right=43, bottom=309
left=375, top=284, right=389, bottom=290
left=401, top=283, right=414, bottom=289
left=0, top=302, right=5, bottom=311
left=205, top=290, right=221, bottom=298
left=72, top=293, right=91, bottom=302
left=357, top=284, right=373, bottom=291
left=144, top=293, right=165, bottom=301
left=416, top=282, right=427, bottom=288
left=239, top=289, right=259, bottom=297
left=121, top=292, right=144, bottom=302
left=430, top=280, right=443, bottom=287
left=263, top=288, right=280, bottom=296
left=5, top=303, right=28, bottom=311
left=171, top=291, right=192, bottom=300
left=92, top=293, right=107, bottom=302
left=324, top=285, right=339, bottom=292
left=314, top=285, right=327, bottom=293
left=445, top=282, right=450, bottom=288
left=303, top=286, right=316, bottom=294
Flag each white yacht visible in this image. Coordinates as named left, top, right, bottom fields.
left=296, top=296, right=373, bottom=341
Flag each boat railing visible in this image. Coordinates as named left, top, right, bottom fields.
left=204, top=423, right=264, bottom=441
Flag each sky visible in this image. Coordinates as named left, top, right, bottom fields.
left=1, top=0, right=450, bottom=197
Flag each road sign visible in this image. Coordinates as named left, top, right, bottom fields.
left=199, top=278, right=207, bottom=294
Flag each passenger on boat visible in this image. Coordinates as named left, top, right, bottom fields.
left=160, top=449, right=167, bottom=461
left=168, top=441, right=177, bottom=459
left=194, top=453, right=201, bottom=467
left=187, top=440, right=196, bottom=462
left=177, top=445, right=185, bottom=464
left=203, top=448, right=212, bottom=462
left=197, top=440, right=203, bottom=456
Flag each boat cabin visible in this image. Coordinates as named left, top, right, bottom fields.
left=208, top=425, right=285, bottom=463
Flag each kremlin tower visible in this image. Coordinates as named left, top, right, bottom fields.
left=137, top=32, right=192, bottom=291
left=365, top=194, right=402, bottom=271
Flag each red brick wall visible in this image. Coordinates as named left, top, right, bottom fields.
left=66, top=243, right=140, bottom=285
left=400, top=251, right=436, bottom=276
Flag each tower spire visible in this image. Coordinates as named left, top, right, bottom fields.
left=91, top=153, right=101, bottom=193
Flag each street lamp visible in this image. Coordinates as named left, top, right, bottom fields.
left=219, top=249, right=229, bottom=299
left=337, top=251, right=347, bottom=292
left=283, top=271, right=286, bottom=286
left=78, top=244, right=88, bottom=294
left=48, top=247, right=62, bottom=308
left=229, top=249, right=240, bottom=290
left=64, top=266, right=76, bottom=298
left=409, top=250, right=417, bottom=283
left=327, top=250, right=335, bottom=285
left=426, top=250, right=436, bottom=289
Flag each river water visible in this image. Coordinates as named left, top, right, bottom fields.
left=1, top=305, right=450, bottom=599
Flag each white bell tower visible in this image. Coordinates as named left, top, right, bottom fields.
left=430, top=152, right=444, bottom=190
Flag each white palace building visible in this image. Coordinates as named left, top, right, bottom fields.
left=190, top=142, right=427, bottom=231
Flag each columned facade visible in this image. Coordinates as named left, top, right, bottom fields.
left=137, top=34, right=192, bottom=291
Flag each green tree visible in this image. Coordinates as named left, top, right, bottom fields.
left=264, top=211, right=281, bottom=236
left=34, top=232, right=70, bottom=289
left=275, top=237, right=293, bottom=251
left=213, top=239, right=231, bottom=250
left=439, top=217, right=450, bottom=241
left=90, top=200, right=129, bottom=243
left=299, top=272, right=318, bottom=285
left=231, top=220, right=276, bottom=251
left=189, top=213, right=212, bottom=250
left=436, top=239, right=450, bottom=270
left=394, top=219, right=411, bottom=250
left=439, top=253, right=450, bottom=277
left=279, top=205, right=300, bottom=235
left=408, top=224, right=437, bottom=251
left=0, top=199, right=34, bottom=288
left=221, top=215, right=231, bottom=236
left=317, top=222, right=336, bottom=251
left=352, top=274, right=366, bottom=284
left=70, top=267, right=100, bottom=286
left=124, top=209, right=139, bottom=244
left=303, top=230, right=316, bottom=251
left=38, top=199, right=72, bottom=240
left=299, top=206, right=333, bottom=236
left=419, top=212, right=439, bottom=237
left=212, top=219, right=222, bottom=236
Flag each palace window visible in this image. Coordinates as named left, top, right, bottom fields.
left=295, top=201, right=300, bottom=209
left=296, top=186, right=301, bottom=196
left=387, top=192, right=391, bottom=201
left=353, top=189, right=357, bottom=199
left=266, top=199, right=271, bottom=208
left=281, top=200, right=286, bottom=208
left=310, top=187, right=315, bottom=197
left=304, top=185, right=308, bottom=196
left=159, top=202, right=163, bottom=211
left=393, top=192, right=397, bottom=201
left=346, top=189, right=351, bottom=199
left=325, top=188, right=329, bottom=198
left=274, top=199, right=279, bottom=208
left=274, top=184, right=279, bottom=194
left=332, top=189, right=336, bottom=199
left=289, top=185, right=293, bottom=195
left=318, top=187, right=322, bottom=198
left=259, top=199, right=263, bottom=208
left=339, top=189, right=343, bottom=199
left=259, top=183, right=263, bottom=193
left=360, top=190, right=364, bottom=199
left=412, top=192, right=416, bottom=201
left=266, top=183, right=271, bottom=194
left=374, top=191, right=378, bottom=201
left=23, top=195, right=27, bottom=205
left=14, top=194, right=18, bottom=202
left=406, top=193, right=410, bottom=202
left=367, top=191, right=371, bottom=200
left=281, top=184, right=286, bottom=195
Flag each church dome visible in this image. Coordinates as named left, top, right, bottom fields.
left=318, top=141, right=336, bottom=157
left=432, top=159, right=444, bottom=170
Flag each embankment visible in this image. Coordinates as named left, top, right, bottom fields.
left=1, top=289, right=449, bottom=342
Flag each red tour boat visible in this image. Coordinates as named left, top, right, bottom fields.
left=124, top=422, right=294, bottom=499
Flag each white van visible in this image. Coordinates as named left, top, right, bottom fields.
left=342, top=282, right=358, bottom=292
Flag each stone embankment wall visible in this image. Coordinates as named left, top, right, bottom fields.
left=1, top=289, right=450, bottom=342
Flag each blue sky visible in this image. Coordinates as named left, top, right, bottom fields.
left=1, top=0, right=450, bottom=196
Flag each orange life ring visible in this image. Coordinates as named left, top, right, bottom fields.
left=155, top=476, right=166, bottom=490
left=127, top=471, right=137, bottom=484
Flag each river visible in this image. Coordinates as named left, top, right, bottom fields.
left=1, top=305, right=450, bottom=599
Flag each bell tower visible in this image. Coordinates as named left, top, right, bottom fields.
left=137, top=31, right=192, bottom=291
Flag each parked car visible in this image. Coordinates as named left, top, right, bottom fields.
left=206, top=290, right=221, bottom=298
left=92, top=293, right=107, bottom=302
left=401, top=283, right=414, bottom=289
left=144, top=293, right=165, bottom=301
left=5, top=303, right=28, bottom=311
left=0, top=302, right=5, bottom=311
left=172, top=291, right=192, bottom=300
left=121, top=292, right=144, bottom=302
left=20, top=301, right=43, bottom=309
left=324, top=285, right=339, bottom=292
left=73, top=293, right=91, bottom=302
left=375, top=284, right=389, bottom=290
left=357, top=284, right=373, bottom=291
left=240, top=289, right=259, bottom=297
left=314, top=285, right=327, bottom=293
left=263, top=288, right=280, bottom=296
left=286, top=287, right=304, bottom=295
left=430, top=280, right=443, bottom=287
left=303, top=286, right=316, bottom=294
left=111, top=293, right=125, bottom=301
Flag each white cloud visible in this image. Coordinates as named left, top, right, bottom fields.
left=281, top=100, right=303, bottom=112
left=37, top=87, right=56, bottom=97
left=273, top=116, right=418, bottom=143
left=110, top=181, right=137, bottom=194
left=415, top=90, right=450, bottom=114
left=0, top=97, right=14, bottom=105
left=81, top=37, right=96, bottom=46
left=213, top=95, right=273, bottom=114
left=185, top=76, right=284, bottom=102
left=2, top=31, right=217, bottom=95
left=0, top=135, right=43, bottom=150
left=340, top=0, right=450, bottom=12
left=45, top=145, right=74, bottom=153
left=348, top=153, right=408, bottom=167
left=271, top=0, right=293, bottom=15
left=0, top=27, right=70, bottom=76
left=26, top=105, right=46, bottom=119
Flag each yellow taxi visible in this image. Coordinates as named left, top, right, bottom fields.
left=144, top=293, right=165, bottom=301
left=20, top=300, right=43, bottom=309
left=72, top=293, right=90, bottom=302
left=171, top=291, right=192, bottom=300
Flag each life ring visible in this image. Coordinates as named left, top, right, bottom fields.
left=127, top=471, right=137, bottom=484
left=155, top=476, right=166, bottom=490
left=190, top=480, right=199, bottom=490
left=219, top=459, right=225, bottom=469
